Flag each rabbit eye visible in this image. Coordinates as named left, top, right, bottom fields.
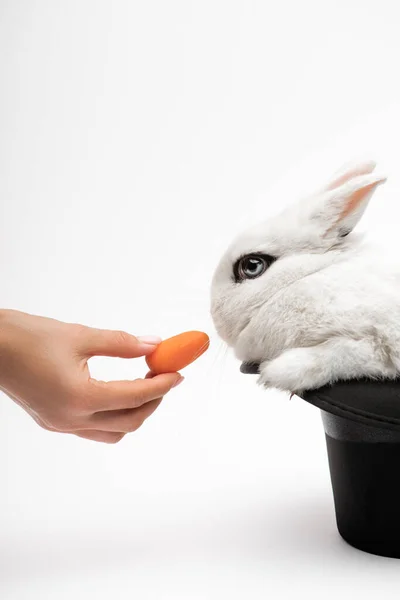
left=233, top=254, right=276, bottom=282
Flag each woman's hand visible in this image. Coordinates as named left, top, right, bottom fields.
left=0, top=309, right=183, bottom=443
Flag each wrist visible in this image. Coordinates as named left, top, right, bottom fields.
left=0, top=309, right=16, bottom=367
left=0, top=308, right=10, bottom=335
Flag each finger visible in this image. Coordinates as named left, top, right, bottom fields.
left=72, top=430, right=125, bottom=444
left=77, top=327, right=162, bottom=358
left=88, top=398, right=163, bottom=433
left=87, top=372, right=183, bottom=411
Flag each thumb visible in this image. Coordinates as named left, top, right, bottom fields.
left=78, top=327, right=162, bottom=359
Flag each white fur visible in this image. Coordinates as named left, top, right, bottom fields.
left=210, top=160, right=400, bottom=394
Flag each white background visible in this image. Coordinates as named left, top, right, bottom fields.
left=2, top=0, right=400, bottom=598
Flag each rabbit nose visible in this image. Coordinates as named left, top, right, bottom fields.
left=240, top=362, right=260, bottom=374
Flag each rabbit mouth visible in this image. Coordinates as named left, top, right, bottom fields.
left=240, top=361, right=260, bottom=374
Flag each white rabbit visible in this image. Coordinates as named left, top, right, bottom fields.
left=210, top=160, right=400, bottom=394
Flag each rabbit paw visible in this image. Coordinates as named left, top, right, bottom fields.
left=258, top=347, right=330, bottom=394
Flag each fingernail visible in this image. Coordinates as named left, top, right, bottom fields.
left=172, top=376, right=184, bottom=388
left=137, top=335, right=162, bottom=345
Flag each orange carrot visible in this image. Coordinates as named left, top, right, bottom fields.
left=145, top=331, right=210, bottom=374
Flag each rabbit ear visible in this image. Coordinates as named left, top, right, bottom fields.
left=322, top=160, right=377, bottom=192
left=310, top=172, right=387, bottom=238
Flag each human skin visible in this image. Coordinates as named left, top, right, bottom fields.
left=0, top=309, right=183, bottom=444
